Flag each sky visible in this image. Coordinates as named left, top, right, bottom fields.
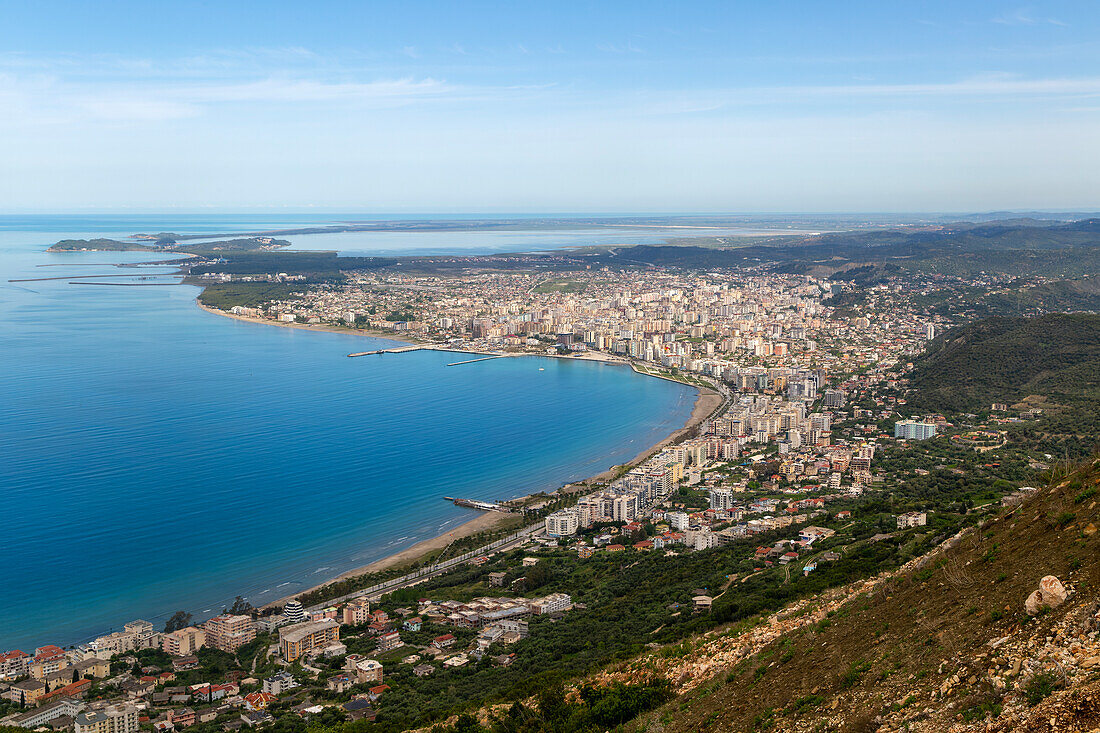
left=1, top=1, right=1098, bottom=213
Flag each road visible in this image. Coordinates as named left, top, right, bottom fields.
left=303, top=521, right=544, bottom=612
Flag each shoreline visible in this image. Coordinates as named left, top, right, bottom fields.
left=195, top=302, right=422, bottom=346
left=198, top=301, right=723, bottom=609
left=266, top=510, right=518, bottom=609
left=269, top=381, right=718, bottom=609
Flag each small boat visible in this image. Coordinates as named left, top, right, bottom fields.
left=539, top=367, right=545, bottom=371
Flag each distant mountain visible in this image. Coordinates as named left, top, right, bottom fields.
left=592, top=218, right=1100, bottom=278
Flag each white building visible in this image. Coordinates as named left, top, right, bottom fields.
left=667, top=511, right=690, bottom=532
left=530, top=593, right=572, bottom=615
left=896, top=511, right=928, bottom=529
left=544, top=509, right=580, bottom=537
left=708, top=488, right=735, bottom=511
left=263, top=672, right=299, bottom=695
left=894, top=420, right=937, bottom=440
left=74, top=705, right=139, bottom=733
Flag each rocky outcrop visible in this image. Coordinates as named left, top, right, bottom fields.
left=1025, top=575, right=1068, bottom=615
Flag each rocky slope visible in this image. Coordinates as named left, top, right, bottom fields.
left=591, top=458, right=1100, bottom=732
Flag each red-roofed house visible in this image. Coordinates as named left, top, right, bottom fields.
left=244, top=692, right=277, bottom=711
left=0, top=650, right=29, bottom=680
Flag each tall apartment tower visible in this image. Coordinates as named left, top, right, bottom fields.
left=283, top=600, right=304, bottom=624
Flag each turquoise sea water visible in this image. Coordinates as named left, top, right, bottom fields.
left=0, top=215, right=695, bottom=651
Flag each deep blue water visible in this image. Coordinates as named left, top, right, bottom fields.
left=0, top=216, right=695, bottom=651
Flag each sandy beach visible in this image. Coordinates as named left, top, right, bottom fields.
left=196, top=302, right=422, bottom=345
left=267, top=511, right=519, bottom=608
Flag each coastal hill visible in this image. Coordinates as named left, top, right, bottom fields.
left=589, top=218, right=1100, bottom=279
left=903, top=314, right=1100, bottom=458
left=620, top=457, right=1100, bottom=733
left=432, top=458, right=1100, bottom=732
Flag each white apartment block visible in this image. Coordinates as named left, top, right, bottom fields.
left=544, top=509, right=580, bottom=537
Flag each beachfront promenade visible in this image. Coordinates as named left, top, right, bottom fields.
left=302, top=521, right=545, bottom=613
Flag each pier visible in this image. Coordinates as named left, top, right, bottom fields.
left=347, top=344, right=504, bottom=359
left=443, top=496, right=510, bottom=512
left=347, top=345, right=427, bottom=357
left=446, top=355, right=504, bottom=366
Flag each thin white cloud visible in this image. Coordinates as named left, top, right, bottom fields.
left=638, top=74, right=1100, bottom=115
left=0, top=70, right=551, bottom=124
left=993, top=7, right=1068, bottom=26
left=596, top=41, right=643, bottom=54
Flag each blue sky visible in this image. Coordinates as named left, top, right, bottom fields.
left=1, top=1, right=1098, bottom=212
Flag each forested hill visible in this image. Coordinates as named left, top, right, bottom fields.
left=905, top=313, right=1100, bottom=414
left=593, top=218, right=1100, bottom=278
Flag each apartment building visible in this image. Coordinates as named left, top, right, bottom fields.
left=341, top=598, right=371, bottom=626
left=708, top=487, right=736, bottom=511
left=376, top=631, right=402, bottom=653
left=894, top=420, right=937, bottom=440
left=897, top=511, right=928, bottom=529
left=0, top=650, right=29, bottom=680
left=354, top=658, right=383, bottom=684
left=529, top=593, right=572, bottom=615
left=9, top=697, right=84, bottom=728
left=74, top=704, right=139, bottom=733
left=278, top=619, right=340, bottom=661
left=28, top=646, right=68, bottom=680
left=203, top=614, right=256, bottom=652
left=262, top=672, right=299, bottom=695
left=544, top=509, right=579, bottom=537
left=162, top=627, right=206, bottom=657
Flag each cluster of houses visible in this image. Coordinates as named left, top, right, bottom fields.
left=0, top=648, right=302, bottom=733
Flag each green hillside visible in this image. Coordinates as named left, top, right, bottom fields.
left=906, top=314, right=1100, bottom=413
left=904, top=314, right=1100, bottom=457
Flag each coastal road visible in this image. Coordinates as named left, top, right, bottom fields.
left=303, top=520, right=545, bottom=612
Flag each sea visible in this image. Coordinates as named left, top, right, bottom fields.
left=0, top=214, right=743, bottom=651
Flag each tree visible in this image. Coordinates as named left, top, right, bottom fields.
left=228, top=596, right=254, bottom=615
left=164, top=611, right=193, bottom=633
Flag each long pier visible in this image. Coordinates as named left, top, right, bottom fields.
left=446, top=355, right=504, bottom=366
left=347, top=345, right=427, bottom=357
left=347, top=344, right=503, bottom=358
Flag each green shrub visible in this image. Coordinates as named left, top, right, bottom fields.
left=1073, top=487, right=1096, bottom=504
left=1025, top=672, right=1061, bottom=706
left=839, top=660, right=871, bottom=689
